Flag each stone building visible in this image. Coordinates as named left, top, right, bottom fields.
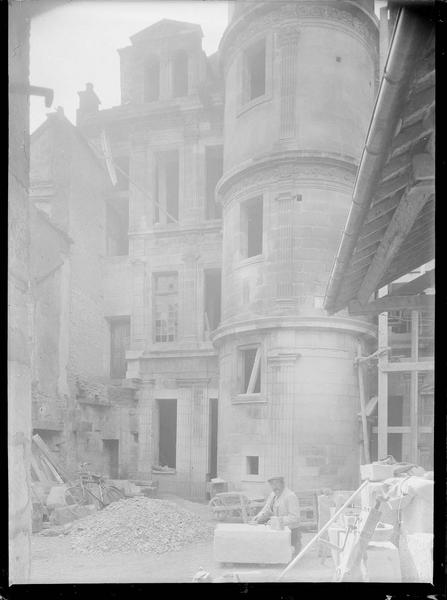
left=30, top=2, right=409, bottom=499
left=29, top=109, right=138, bottom=480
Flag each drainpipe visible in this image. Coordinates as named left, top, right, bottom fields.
left=324, top=6, right=432, bottom=314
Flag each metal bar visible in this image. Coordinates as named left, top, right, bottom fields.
left=277, top=479, right=370, bottom=581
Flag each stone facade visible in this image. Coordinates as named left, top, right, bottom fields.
left=32, top=4, right=384, bottom=500
left=29, top=111, right=138, bottom=480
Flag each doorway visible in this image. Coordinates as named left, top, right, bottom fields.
left=103, top=439, right=119, bottom=478
left=208, top=398, right=218, bottom=479
left=158, top=399, right=177, bottom=469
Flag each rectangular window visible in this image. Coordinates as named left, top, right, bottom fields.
left=114, top=156, right=129, bottom=191
left=106, top=203, right=129, bottom=256
left=205, top=146, right=223, bottom=220
left=246, top=456, right=259, bottom=475
left=158, top=399, right=177, bottom=469
left=110, top=317, right=130, bottom=378
left=204, top=268, right=221, bottom=337
left=241, top=197, right=263, bottom=259
left=153, top=150, right=179, bottom=224
left=154, top=273, right=178, bottom=342
left=245, top=38, right=266, bottom=102
left=241, top=346, right=261, bottom=394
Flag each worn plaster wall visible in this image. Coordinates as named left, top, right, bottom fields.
left=8, top=2, right=32, bottom=583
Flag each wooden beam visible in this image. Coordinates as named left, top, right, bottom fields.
left=380, top=361, right=433, bottom=372
left=356, top=344, right=370, bottom=464
left=374, top=173, right=410, bottom=203
left=382, top=154, right=412, bottom=182
left=349, top=294, right=434, bottom=316
left=393, top=270, right=435, bottom=296
left=372, top=425, right=433, bottom=434
left=356, top=183, right=434, bottom=306
left=378, top=313, right=388, bottom=460
left=246, top=346, right=261, bottom=394
left=410, top=311, right=419, bottom=464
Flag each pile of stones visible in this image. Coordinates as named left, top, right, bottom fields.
left=69, top=497, right=214, bottom=554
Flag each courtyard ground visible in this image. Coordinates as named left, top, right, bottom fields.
left=30, top=493, right=334, bottom=584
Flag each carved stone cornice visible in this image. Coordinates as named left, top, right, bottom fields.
left=216, top=153, right=357, bottom=206
left=219, top=1, right=378, bottom=68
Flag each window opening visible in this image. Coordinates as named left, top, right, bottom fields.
left=241, top=197, right=263, bottom=258
left=154, top=273, right=178, bottom=342
left=172, top=50, right=188, bottom=97
left=110, top=317, right=130, bottom=378
left=246, top=456, right=259, bottom=475
left=106, top=203, right=128, bottom=256
left=154, top=150, right=179, bottom=224
left=245, top=38, right=266, bottom=101
left=144, top=56, right=160, bottom=102
left=241, top=346, right=261, bottom=394
left=204, top=269, right=221, bottom=337
left=205, top=146, right=223, bottom=219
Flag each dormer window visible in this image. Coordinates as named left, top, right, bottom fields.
left=144, top=55, right=160, bottom=102
left=172, top=49, right=188, bottom=97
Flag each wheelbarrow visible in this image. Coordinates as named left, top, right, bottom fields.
left=209, top=492, right=264, bottom=523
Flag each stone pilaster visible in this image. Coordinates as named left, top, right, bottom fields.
left=137, top=378, right=155, bottom=479
left=129, top=144, right=148, bottom=231
left=278, top=28, right=299, bottom=140
left=181, top=251, right=199, bottom=342
left=130, top=258, right=146, bottom=351
left=274, top=192, right=299, bottom=313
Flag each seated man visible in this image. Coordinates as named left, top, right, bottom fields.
left=252, top=475, right=302, bottom=556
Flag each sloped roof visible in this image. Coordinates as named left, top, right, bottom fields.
left=324, top=6, right=435, bottom=315
left=130, top=19, right=203, bottom=45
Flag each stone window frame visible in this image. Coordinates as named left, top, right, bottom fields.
left=237, top=32, right=273, bottom=116
left=152, top=271, right=179, bottom=344
left=238, top=195, right=265, bottom=263
left=233, top=342, right=266, bottom=404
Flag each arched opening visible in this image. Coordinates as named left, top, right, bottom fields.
left=144, top=55, right=160, bottom=102
left=172, top=49, right=188, bottom=98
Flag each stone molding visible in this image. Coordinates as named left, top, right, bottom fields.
left=220, top=1, right=379, bottom=68
left=216, top=154, right=357, bottom=206
left=176, top=377, right=211, bottom=388
left=211, top=315, right=377, bottom=346
left=267, top=350, right=302, bottom=365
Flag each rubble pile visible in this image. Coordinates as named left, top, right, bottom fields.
left=69, top=497, right=213, bottom=554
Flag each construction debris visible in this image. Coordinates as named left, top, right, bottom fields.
left=69, top=497, right=214, bottom=555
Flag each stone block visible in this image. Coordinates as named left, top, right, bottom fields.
left=213, top=523, right=292, bottom=564
left=365, top=542, right=401, bottom=582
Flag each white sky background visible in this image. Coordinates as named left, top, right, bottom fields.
left=30, top=1, right=230, bottom=132
left=30, top=0, right=387, bottom=133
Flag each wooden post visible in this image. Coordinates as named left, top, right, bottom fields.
left=410, top=310, right=419, bottom=463
left=378, top=313, right=389, bottom=460
left=356, top=343, right=370, bottom=464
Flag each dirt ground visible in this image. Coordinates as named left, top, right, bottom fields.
left=30, top=494, right=334, bottom=584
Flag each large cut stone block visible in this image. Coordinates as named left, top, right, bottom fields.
left=213, top=524, right=292, bottom=564
left=365, top=542, right=401, bottom=582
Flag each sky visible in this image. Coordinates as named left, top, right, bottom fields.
left=30, top=1, right=230, bottom=133
left=30, top=0, right=387, bottom=134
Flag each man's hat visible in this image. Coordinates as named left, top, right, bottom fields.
left=267, top=475, right=285, bottom=482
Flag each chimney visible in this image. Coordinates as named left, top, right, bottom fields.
left=76, top=82, right=101, bottom=125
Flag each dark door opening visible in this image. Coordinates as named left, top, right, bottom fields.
left=103, top=439, right=119, bottom=478
left=110, top=317, right=130, bottom=378
left=158, top=399, right=177, bottom=469
left=208, top=398, right=218, bottom=479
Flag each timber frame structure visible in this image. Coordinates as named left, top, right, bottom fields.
left=324, top=4, right=435, bottom=467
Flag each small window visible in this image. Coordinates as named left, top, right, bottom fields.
left=241, top=346, right=261, bottom=394
left=172, top=50, right=188, bottom=98
left=158, top=399, right=177, bottom=469
left=245, top=38, right=266, bottom=102
left=246, top=456, right=259, bottom=475
left=241, top=197, right=263, bottom=259
left=144, top=56, right=160, bottom=102
left=154, top=273, right=178, bottom=343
